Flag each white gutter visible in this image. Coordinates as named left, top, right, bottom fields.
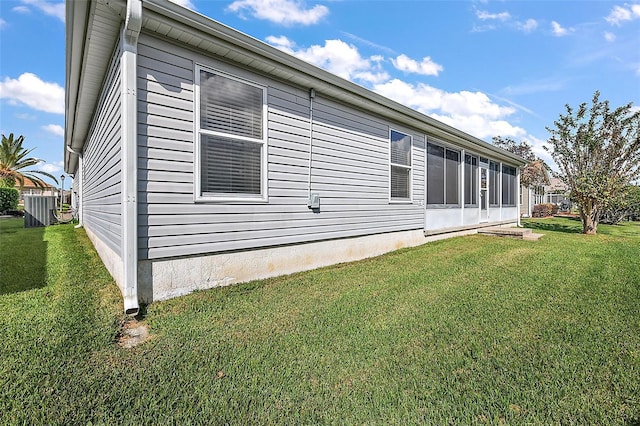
left=121, top=0, right=141, bottom=315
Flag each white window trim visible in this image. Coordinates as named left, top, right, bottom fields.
left=389, top=129, right=413, bottom=203
left=194, top=64, right=268, bottom=203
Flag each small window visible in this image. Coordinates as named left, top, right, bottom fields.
left=502, top=165, right=517, bottom=206
left=390, top=130, right=412, bottom=201
left=427, top=142, right=459, bottom=206
left=196, top=67, right=266, bottom=201
left=464, top=154, right=478, bottom=206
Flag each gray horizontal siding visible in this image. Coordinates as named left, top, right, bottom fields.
left=136, top=34, right=427, bottom=260
left=82, top=40, right=123, bottom=256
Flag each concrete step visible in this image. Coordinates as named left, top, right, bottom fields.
left=523, top=233, right=544, bottom=241
left=478, top=227, right=543, bottom=240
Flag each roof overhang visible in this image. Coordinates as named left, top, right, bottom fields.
left=65, top=0, right=526, bottom=173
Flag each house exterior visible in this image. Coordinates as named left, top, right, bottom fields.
left=65, top=0, right=526, bottom=314
left=520, top=177, right=571, bottom=217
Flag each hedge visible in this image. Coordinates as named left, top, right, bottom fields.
left=0, top=187, right=19, bottom=213
left=532, top=203, right=559, bottom=218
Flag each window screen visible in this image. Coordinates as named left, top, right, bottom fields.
left=489, top=161, right=500, bottom=206
left=427, top=143, right=445, bottom=204
left=200, top=71, right=263, bottom=139
left=464, top=154, right=478, bottom=206
left=427, top=142, right=460, bottom=206
left=502, top=165, right=517, bottom=206
left=197, top=68, right=265, bottom=199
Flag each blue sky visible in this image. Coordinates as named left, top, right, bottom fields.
left=1, top=0, right=639, bottom=187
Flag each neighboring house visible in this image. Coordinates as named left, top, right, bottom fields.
left=14, top=178, right=57, bottom=205
left=520, top=177, right=571, bottom=217
left=544, top=178, right=571, bottom=207
left=65, top=0, right=526, bottom=314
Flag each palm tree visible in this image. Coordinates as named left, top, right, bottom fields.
left=0, top=133, right=58, bottom=188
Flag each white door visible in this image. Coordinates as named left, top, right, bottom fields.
left=480, top=166, right=488, bottom=222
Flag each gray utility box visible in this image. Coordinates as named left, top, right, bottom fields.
left=24, top=195, right=57, bottom=228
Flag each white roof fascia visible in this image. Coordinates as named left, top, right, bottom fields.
left=65, top=0, right=526, bottom=170
left=142, top=0, right=526, bottom=166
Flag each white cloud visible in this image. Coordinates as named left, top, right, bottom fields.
left=604, top=31, right=616, bottom=42
left=516, top=19, right=538, bottom=33
left=266, top=36, right=389, bottom=83
left=391, top=54, right=443, bottom=76
left=227, top=0, right=328, bottom=25
left=501, top=78, right=566, bottom=96
left=38, top=161, right=63, bottom=174
left=0, top=73, right=65, bottom=114
left=551, top=21, right=572, bottom=37
left=12, top=6, right=30, bottom=13
left=0, top=18, right=6, bottom=29
left=269, top=35, right=527, bottom=141
left=341, top=32, right=396, bottom=55
left=42, top=124, right=64, bottom=136
left=373, top=79, right=525, bottom=139
left=265, top=35, right=296, bottom=50
left=20, top=0, right=65, bottom=22
left=476, top=10, right=511, bottom=21
left=16, top=113, right=37, bottom=120
left=605, top=4, right=640, bottom=26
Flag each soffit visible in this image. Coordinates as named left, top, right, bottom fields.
left=65, top=0, right=125, bottom=173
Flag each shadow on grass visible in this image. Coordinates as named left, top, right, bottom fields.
left=522, top=218, right=583, bottom=234
left=0, top=218, right=48, bottom=295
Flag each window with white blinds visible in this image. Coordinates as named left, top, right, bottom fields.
left=196, top=67, right=266, bottom=201
left=390, top=130, right=412, bottom=201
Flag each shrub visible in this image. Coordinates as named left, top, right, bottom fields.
left=0, top=187, right=19, bottom=213
left=532, top=203, right=559, bottom=218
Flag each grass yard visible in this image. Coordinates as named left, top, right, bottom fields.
left=1, top=217, right=639, bottom=424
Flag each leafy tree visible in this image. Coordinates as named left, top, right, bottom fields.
left=545, top=91, right=640, bottom=234
left=628, top=185, right=640, bottom=221
left=492, top=136, right=550, bottom=188
left=601, top=185, right=640, bottom=224
left=0, top=133, right=58, bottom=188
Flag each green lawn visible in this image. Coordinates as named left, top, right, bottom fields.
left=1, top=217, right=639, bottom=424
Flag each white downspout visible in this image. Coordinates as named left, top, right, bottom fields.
left=66, top=145, right=83, bottom=228
left=121, top=0, right=141, bottom=315
left=307, top=88, right=315, bottom=205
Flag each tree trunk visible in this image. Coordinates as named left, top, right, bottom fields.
left=579, top=203, right=599, bottom=234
